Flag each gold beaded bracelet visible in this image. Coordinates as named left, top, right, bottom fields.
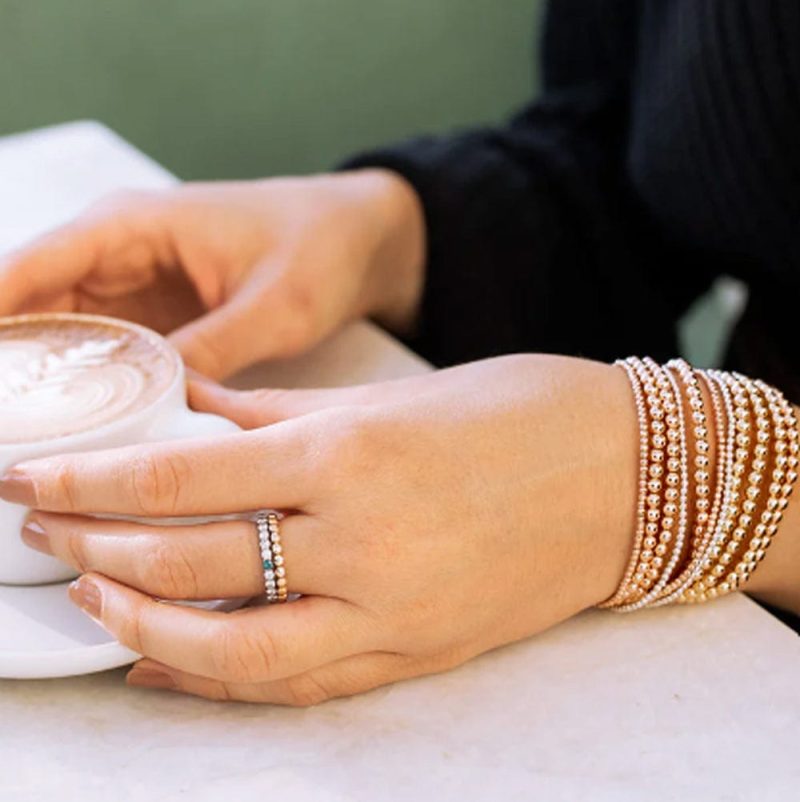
left=601, top=358, right=799, bottom=612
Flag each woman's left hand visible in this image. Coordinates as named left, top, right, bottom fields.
left=0, top=355, right=637, bottom=705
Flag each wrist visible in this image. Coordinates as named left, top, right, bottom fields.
left=585, top=363, right=642, bottom=606
left=340, top=168, right=426, bottom=334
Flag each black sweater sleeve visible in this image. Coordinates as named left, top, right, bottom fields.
left=343, top=0, right=715, bottom=368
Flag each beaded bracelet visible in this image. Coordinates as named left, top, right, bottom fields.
left=602, top=358, right=799, bottom=611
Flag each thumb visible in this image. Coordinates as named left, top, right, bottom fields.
left=169, top=294, right=264, bottom=380
left=187, top=381, right=365, bottom=429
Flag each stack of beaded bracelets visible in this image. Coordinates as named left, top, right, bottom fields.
left=255, top=511, right=288, bottom=603
left=600, top=357, right=798, bottom=612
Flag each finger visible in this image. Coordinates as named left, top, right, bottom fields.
left=69, top=574, right=374, bottom=683
left=126, top=651, right=433, bottom=706
left=0, top=421, right=319, bottom=516
left=169, top=288, right=269, bottom=380
left=187, top=373, right=441, bottom=430
left=169, top=264, right=319, bottom=380
left=25, top=512, right=333, bottom=599
left=0, top=223, right=103, bottom=314
left=188, top=381, right=374, bottom=428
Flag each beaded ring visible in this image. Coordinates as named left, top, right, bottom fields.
left=255, top=512, right=288, bottom=603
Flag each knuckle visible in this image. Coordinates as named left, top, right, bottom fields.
left=213, top=624, right=281, bottom=684
left=49, top=462, right=80, bottom=512
left=137, top=538, right=199, bottom=599
left=283, top=672, right=332, bottom=708
left=63, top=528, right=89, bottom=572
left=321, top=412, right=383, bottom=477
left=271, top=282, right=318, bottom=356
left=129, top=452, right=191, bottom=517
left=116, top=598, right=149, bottom=655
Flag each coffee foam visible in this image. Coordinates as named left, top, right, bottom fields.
left=0, top=318, right=177, bottom=445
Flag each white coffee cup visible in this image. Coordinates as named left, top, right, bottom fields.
left=0, top=313, right=240, bottom=585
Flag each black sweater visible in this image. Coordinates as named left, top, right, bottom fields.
left=346, top=0, right=800, bottom=405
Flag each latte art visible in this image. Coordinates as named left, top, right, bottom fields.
left=0, top=317, right=177, bottom=445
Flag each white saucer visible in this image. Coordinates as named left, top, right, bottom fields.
left=0, top=580, right=244, bottom=679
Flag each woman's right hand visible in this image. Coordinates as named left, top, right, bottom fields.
left=0, top=169, right=426, bottom=378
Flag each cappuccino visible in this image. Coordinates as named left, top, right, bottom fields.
left=0, top=316, right=177, bottom=445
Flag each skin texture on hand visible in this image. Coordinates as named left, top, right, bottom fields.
left=1, top=354, right=638, bottom=705
left=0, top=169, right=426, bottom=379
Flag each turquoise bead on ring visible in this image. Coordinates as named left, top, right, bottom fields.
left=255, top=512, right=288, bottom=603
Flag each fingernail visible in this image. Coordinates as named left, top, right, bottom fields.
left=127, top=668, right=176, bottom=691
left=21, top=518, right=53, bottom=555
left=0, top=469, right=36, bottom=506
left=68, top=577, right=103, bottom=622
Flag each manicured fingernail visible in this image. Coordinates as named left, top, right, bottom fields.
left=127, top=668, right=176, bottom=691
left=68, top=577, right=103, bottom=622
left=0, top=469, right=36, bottom=506
left=21, top=518, right=52, bottom=555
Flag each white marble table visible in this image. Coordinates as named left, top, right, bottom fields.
left=0, top=122, right=798, bottom=802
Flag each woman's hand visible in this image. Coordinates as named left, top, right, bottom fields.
left=0, top=170, right=425, bottom=378
left=0, top=355, right=637, bottom=704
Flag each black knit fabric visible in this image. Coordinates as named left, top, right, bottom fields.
left=343, top=0, right=800, bottom=633
left=344, top=0, right=800, bottom=407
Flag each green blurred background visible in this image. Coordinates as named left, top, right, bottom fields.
left=1, top=0, right=542, bottom=179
